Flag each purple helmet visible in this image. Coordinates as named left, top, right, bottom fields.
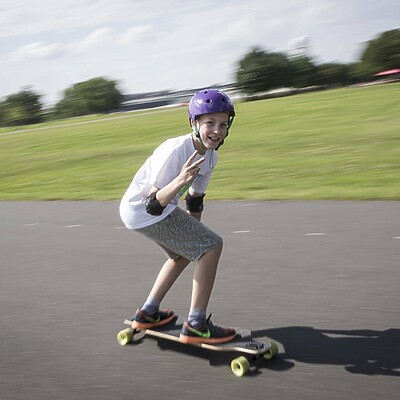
left=188, top=89, right=235, bottom=122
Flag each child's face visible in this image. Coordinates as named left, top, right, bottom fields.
left=194, top=112, right=229, bottom=150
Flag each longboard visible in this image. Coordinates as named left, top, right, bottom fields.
left=117, top=315, right=278, bottom=376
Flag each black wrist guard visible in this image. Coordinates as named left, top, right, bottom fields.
left=185, top=193, right=205, bottom=213
left=145, top=192, right=166, bottom=216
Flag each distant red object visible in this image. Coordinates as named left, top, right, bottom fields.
left=373, top=69, right=400, bottom=76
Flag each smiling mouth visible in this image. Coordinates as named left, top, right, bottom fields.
left=208, top=136, right=221, bottom=143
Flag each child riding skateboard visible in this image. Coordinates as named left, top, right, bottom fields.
left=119, top=89, right=236, bottom=344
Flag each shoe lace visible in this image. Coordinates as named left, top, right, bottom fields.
left=191, top=313, right=233, bottom=339
left=204, top=314, right=224, bottom=334
left=205, top=313, right=214, bottom=326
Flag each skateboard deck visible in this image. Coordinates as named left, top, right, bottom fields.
left=117, top=315, right=278, bottom=376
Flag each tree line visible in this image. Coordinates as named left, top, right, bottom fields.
left=0, top=77, right=122, bottom=127
left=1, top=29, right=399, bottom=127
left=237, top=29, right=400, bottom=94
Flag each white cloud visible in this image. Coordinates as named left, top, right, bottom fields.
left=9, top=27, right=115, bottom=62
left=118, top=25, right=154, bottom=45
left=70, top=28, right=115, bottom=53
left=82, top=28, right=114, bottom=46
left=10, top=42, right=65, bottom=62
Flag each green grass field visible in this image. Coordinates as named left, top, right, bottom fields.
left=1, top=83, right=399, bottom=200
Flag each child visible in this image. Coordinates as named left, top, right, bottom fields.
left=119, top=89, right=236, bottom=344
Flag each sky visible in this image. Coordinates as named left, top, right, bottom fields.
left=1, top=0, right=399, bottom=105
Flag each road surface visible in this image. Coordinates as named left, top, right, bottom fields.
left=1, top=201, right=399, bottom=399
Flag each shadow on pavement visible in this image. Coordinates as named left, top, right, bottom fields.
left=252, top=326, right=400, bottom=376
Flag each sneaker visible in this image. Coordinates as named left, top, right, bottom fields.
left=131, top=308, right=175, bottom=330
left=180, top=314, right=236, bottom=344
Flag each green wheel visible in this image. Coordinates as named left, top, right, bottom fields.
left=117, top=328, right=134, bottom=346
left=231, top=356, right=250, bottom=377
left=263, top=341, right=279, bottom=360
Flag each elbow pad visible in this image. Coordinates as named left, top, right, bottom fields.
left=185, top=193, right=205, bottom=213
left=145, top=192, right=166, bottom=216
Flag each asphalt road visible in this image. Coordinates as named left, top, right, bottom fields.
left=1, top=201, right=399, bottom=399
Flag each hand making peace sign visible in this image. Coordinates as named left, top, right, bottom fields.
left=178, top=151, right=205, bottom=187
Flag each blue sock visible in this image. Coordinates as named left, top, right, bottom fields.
left=188, top=308, right=206, bottom=328
left=142, top=297, right=160, bottom=316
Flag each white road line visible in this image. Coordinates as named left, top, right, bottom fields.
left=24, top=223, right=40, bottom=226
left=66, top=224, right=82, bottom=228
left=233, top=230, right=251, bottom=234
left=306, top=233, right=326, bottom=236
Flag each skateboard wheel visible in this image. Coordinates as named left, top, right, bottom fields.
left=231, top=356, right=250, bottom=377
left=263, top=341, right=279, bottom=360
left=117, top=328, right=134, bottom=346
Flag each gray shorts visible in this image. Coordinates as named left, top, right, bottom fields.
left=135, top=207, right=222, bottom=262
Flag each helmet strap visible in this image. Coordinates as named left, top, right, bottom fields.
left=192, top=121, right=205, bottom=147
left=227, top=116, right=234, bottom=130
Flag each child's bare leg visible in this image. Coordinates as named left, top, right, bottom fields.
left=190, top=243, right=223, bottom=313
left=180, top=241, right=236, bottom=343
left=146, top=256, right=191, bottom=306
